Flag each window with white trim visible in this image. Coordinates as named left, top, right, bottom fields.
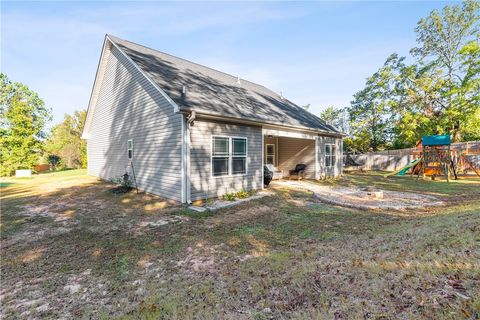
left=325, top=144, right=336, bottom=167
left=212, top=136, right=247, bottom=176
left=265, top=144, right=275, bottom=165
left=127, top=139, right=133, bottom=160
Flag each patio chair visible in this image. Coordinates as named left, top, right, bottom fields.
left=289, top=164, right=307, bottom=180
left=265, top=164, right=283, bottom=180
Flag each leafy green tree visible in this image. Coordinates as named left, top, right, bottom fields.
left=410, top=0, right=480, bottom=141
left=47, top=154, right=61, bottom=171
left=45, top=110, right=87, bottom=169
left=456, top=38, right=480, bottom=140
left=390, top=64, right=446, bottom=147
left=348, top=54, right=405, bottom=151
left=462, top=107, right=480, bottom=141
left=411, top=0, right=479, bottom=82
left=0, top=73, right=51, bottom=176
left=319, top=106, right=349, bottom=134
left=350, top=1, right=480, bottom=149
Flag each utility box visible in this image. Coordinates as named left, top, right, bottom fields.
left=15, top=170, right=32, bottom=178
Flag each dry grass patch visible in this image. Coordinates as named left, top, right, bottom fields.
left=1, top=170, right=479, bottom=319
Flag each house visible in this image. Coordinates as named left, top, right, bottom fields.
left=81, top=35, right=345, bottom=203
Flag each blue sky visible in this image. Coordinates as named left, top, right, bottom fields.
left=2, top=1, right=455, bottom=125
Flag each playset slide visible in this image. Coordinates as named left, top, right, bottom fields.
left=384, top=158, right=422, bottom=178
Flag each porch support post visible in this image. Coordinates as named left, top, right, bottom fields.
left=315, top=136, right=320, bottom=180
left=340, top=139, right=344, bottom=176
left=261, top=129, right=264, bottom=189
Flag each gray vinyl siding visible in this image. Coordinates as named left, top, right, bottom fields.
left=189, top=120, right=263, bottom=200
left=86, top=44, right=183, bottom=201
left=317, top=136, right=343, bottom=178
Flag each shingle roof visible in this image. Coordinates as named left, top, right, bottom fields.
left=108, top=35, right=342, bottom=135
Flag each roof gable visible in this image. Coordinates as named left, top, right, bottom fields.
left=105, top=35, right=342, bottom=135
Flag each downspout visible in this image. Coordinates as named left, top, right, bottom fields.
left=315, top=136, right=320, bottom=180
left=187, top=110, right=196, bottom=125
left=185, top=111, right=196, bottom=204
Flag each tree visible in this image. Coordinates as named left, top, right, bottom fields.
left=456, top=38, right=480, bottom=140
left=410, top=0, right=480, bottom=141
left=48, top=154, right=61, bottom=171
left=45, top=110, right=87, bottom=169
left=411, top=0, right=479, bottom=82
left=0, top=73, right=51, bottom=176
left=348, top=54, right=405, bottom=151
left=390, top=64, right=446, bottom=148
left=349, top=1, right=480, bottom=149
left=319, top=106, right=349, bottom=134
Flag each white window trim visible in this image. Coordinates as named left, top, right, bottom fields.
left=127, top=139, right=133, bottom=160
left=211, top=135, right=248, bottom=178
left=265, top=143, right=275, bottom=166
left=325, top=143, right=336, bottom=168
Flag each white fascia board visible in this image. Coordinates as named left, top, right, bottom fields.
left=106, top=35, right=180, bottom=113
left=81, top=35, right=110, bottom=139
left=181, top=109, right=345, bottom=138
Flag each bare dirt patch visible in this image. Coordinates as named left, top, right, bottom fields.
left=2, top=171, right=479, bottom=319
left=176, top=242, right=227, bottom=273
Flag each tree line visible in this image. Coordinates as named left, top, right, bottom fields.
left=319, top=1, right=480, bottom=152
left=1, top=73, right=86, bottom=176
left=1, top=1, right=478, bottom=175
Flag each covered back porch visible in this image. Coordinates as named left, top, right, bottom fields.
left=263, top=127, right=318, bottom=180
left=263, top=127, right=342, bottom=180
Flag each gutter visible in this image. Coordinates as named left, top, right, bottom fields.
left=177, top=108, right=346, bottom=138
left=183, top=111, right=196, bottom=204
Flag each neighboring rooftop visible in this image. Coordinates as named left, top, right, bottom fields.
left=108, top=34, right=341, bottom=135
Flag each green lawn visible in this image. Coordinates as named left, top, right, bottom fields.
left=1, top=170, right=479, bottom=319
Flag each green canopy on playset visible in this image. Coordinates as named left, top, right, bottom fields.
left=422, top=135, right=451, bottom=146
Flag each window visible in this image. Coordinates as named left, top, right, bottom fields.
left=265, top=144, right=275, bottom=165
left=232, top=138, right=247, bottom=174
left=127, top=139, right=133, bottom=160
left=212, top=136, right=247, bottom=176
left=212, top=137, right=229, bottom=176
left=325, top=144, right=336, bottom=167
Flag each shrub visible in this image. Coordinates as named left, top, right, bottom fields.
left=235, top=189, right=250, bottom=199
left=222, top=192, right=236, bottom=201
left=47, top=155, right=61, bottom=171
left=222, top=189, right=253, bottom=201
left=120, top=172, right=132, bottom=189
left=109, top=172, right=133, bottom=194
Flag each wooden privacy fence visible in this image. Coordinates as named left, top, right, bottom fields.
left=347, top=141, right=480, bottom=171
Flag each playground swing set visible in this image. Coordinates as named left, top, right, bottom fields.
left=384, top=135, right=480, bottom=182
